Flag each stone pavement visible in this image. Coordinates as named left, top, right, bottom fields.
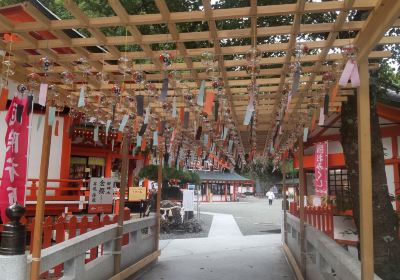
left=133, top=201, right=293, bottom=280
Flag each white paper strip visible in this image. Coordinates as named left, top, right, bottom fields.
left=118, top=114, right=129, bottom=131
left=303, top=127, right=308, bottom=142
left=78, top=86, right=85, bottom=107
left=318, top=107, right=325, bottom=126
left=106, top=120, right=111, bottom=136
left=94, top=126, right=99, bottom=142
left=39, top=83, right=48, bottom=106
left=48, top=107, right=56, bottom=126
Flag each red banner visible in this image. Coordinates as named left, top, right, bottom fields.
left=314, top=141, right=328, bottom=196
left=0, top=97, right=30, bottom=222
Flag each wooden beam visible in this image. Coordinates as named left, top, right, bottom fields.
left=357, top=57, right=374, bottom=280
left=298, top=137, right=306, bottom=278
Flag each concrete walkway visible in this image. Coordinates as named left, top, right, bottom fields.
left=204, top=212, right=243, bottom=237
left=134, top=210, right=293, bottom=280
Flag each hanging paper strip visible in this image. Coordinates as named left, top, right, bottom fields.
left=144, top=106, right=150, bottom=124
left=303, top=127, right=308, bottom=142
left=16, top=104, right=23, bottom=123
left=222, top=127, right=228, bottom=140
left=214, top=100, right=219, bottom=121
left=54, top=120, right=59, bottom=136
left=94, top=126, right=99, bottom=142
left=292, top=69, right=301, bottom=94
left=172, top=96, right=177, bottom=118
left=228, top=140, right=233, bottom=153
left=0, top=97, right=29, bottom=222
left=38, top=83, right=48, bottom=106
left=106, top=120, right=112, bottom=136
left=0, top=88, right=9, bottom=111
left=211, top=142, right=216, bottom=153
left=37, top=115, right=43, bottom=131
left=136, top=95, right=144, bottom=116
left=197, top=80, right=206, bottom=106
left=78, top=86, right=85, bottom=107
left=139, top=123, right=147, bottom=136
left=323, top=94, right=330, bottom=115
left=203, top=91, right=215, bottom=114
left=183, top=111, right=189, bottom=129
left=48, top=107, right=56, bottom=126
left=318, top=107, right=325, bottom=126
left=27, top=95, right=33, bottom=116
left=195, top=126, right=202, bottom=140
left=141, top=138, right=147, bottom=151
left=203, top=134, right=209, bottom=146
left=339, top=60, right=360, bottom=87
left=111, top=138, right=114, bottom=151
left=136, top=134, right=142, bottom=147
left=180, top=107, right=185, bottom=125
left=159, top=78, right=169, bottom=102
left=153, top=131, right=158, bottom=146
left=118, top=114, right=129, bottom=132
left=243, top=94, right=255, bottom=125
left=160, top=121, right=166, bottom=136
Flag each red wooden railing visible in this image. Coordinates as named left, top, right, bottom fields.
left=289, top=201, right=334, bottom=238
left=17, top=208, right=131, bottom=279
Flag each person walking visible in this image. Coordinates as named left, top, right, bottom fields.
left=266, top=190, right=275, bottom=205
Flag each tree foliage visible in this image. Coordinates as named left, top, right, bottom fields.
left=138, top=164, right=200, bottom=185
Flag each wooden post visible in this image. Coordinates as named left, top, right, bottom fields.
left=30, top=109, right=53, bottom=280
left=155, top=149, right=163, bottom=250
left=298, top=137, right=306, bottom=278
left=113, top=133, right=130, bottom=275
left=357, top=57, right=374, bottom=279
left=282, top=160, right=288, bottom=244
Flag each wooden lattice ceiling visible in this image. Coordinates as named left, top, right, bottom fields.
left=0, top=0, right=399, bottom=169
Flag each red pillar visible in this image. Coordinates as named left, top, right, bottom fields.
left=105, top=152, right=112, bottom=177
left=60, top=116, right=72, bottom=186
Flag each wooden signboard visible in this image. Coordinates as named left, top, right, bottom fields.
left=88, top=177, right=114, bottom=213
left=128, top=187, right=146, bottom=202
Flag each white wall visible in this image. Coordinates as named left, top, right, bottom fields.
left=0, top=112, right=64, bottom=186
left=385, top=164, right=397, bottom=211
left=382, top=137, right=393, bottom=159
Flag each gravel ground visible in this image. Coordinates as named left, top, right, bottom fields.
left=160, top=213, right=213, bottom=240
left=199, top=196, right=282, bottom=236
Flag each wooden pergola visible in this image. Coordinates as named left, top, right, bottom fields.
left=0, top=0, right=399, bottom=163
left=0, top=1, right=399, bottom=279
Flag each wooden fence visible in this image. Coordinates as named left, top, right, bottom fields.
left=289, top=201, right=334, bottom=238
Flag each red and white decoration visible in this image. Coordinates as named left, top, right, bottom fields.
left=314, top=141, right=328, bottom=196
left=0, top=97, right=30, bottom=222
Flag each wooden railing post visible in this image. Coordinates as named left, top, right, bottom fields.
left=30, top=108, right=53, bottom=280
left=113, top=133, right=130, bottom=275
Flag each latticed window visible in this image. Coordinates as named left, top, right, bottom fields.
left=328, top=169, right=352, bottom=210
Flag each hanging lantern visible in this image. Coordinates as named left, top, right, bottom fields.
left=245, top=62, right=260, bottom=76
left=60, top=71, right=75, bottom=85
left=38, top=56, right=53, bottom=73
left=212, top=77, right=224, bottom=92
left=341, top=44, right=358, bottom=60
left=118, top=56, right=133, bottom=74
left=111, top=84, right=121, bottom=96
left=1, top=60, right=16, bottom=77
left=159, top=51, right=172, bottom=69
left=162, top=101, right=172, bottom=113
left=77, top=57, right=91, bottom=74
left=27, top=72, right=41, bottom=88
left=17, top=84, right=28, bottom=95
left=293, top=43, right=309, bottom=58
left=132, top=70, right=146, bottom=84
left=245, top=47, right=261, bottom=63
left=289, top=61, right=301, bottom=73
left=144, top=82, right=157, bottom=97
left=201, top=51, right=215, bottom=67
left=170, top=70, right=182, bottom=83
left=99, top=95, right=109, bottom=106
left=322, top=71, right=335, bottom=88
left=96, top=72, right=110, bottom=85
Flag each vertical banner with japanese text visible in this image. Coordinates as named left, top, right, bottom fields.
left=314, top=141, right=328, bottom=197
left=88, top=177, right=114, bottom=213
left=0, top=97, right=30, bottom=222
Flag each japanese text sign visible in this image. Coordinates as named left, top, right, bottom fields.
left=88, top=177, right=114, bottom=213
left=0, top=97, right=30, bottom=222
left=314, top=142, right=328, bottom=196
